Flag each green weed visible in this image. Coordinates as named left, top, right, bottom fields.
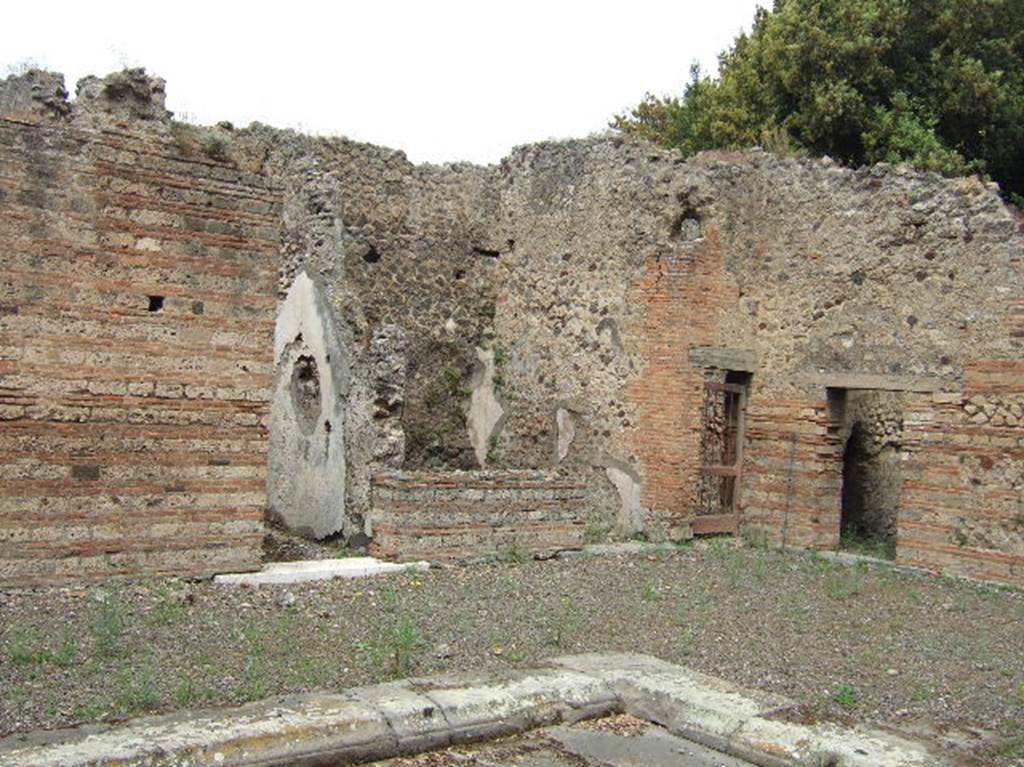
left=199, top=128, right=232, bottom=161
left=379, top=584, right=401, bottom=611
left=92, top=593, right=126, bottom=659
left=71, top=701, right=110, bottom=721
left=859, top=646, right=883, bottom=668
left=149, top=585, right=188, bottom=626
left=288, top=658, right=324, bottom=686
left=501, top=538, right=529, bottom=565
left=548, top=597, right=580, bottom=649
left=173, top=672, right=199, bottom=707
left=740, top=526, right=770, bottom=549
left=839, top=530, right=895, bottom=560
left=7, top=626, right=76, bottom=667
left=911, top=679, right=938, bottom=702
left=725, top=549, right=746, bottom=587
left=357, top=615, right=427, bottom=679
left=832, top=683, right=857, bottom=708
left=642, top=581, right=661, bottom=603
left=116, top=663, right=160, bottom=713
left=751, top=552, right=769, bottom=581
left=494, top=646, right=527, bottom=664
left=825, top=572, right=865, bottom=601
left=238, top=624, right=269, bottom=701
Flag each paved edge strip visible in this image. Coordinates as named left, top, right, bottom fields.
left=0, top=654, right=967, bottom=767
left=212, top=558, right=431, bottom=586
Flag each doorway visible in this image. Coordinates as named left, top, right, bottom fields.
left=829, top=388, right=903, bottom=559
left=694, top=370, right=751, bottom=535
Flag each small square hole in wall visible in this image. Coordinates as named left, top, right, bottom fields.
left=147, top=295, right=165, bottom=313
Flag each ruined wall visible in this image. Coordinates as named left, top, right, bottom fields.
left=226, top=127, right=502, bottom=537
left=0, top=71, right=280, bottom=585
left=370, top=470, right=585, bottom=561
left=479, top=142, right=1023, bottom=584
left=696, top=154, right=1022, bottom=584
left=1, top=67, right=1020, bottom=586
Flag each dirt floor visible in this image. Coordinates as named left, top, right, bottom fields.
left=1, top=540, right=1022, bottom=765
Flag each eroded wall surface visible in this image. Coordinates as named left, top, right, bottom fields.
left=0, top=71, right=280, bottom=585
left=1, top=67, right=1021, bottom=586
left=479, top=142, right=1024, bottom=584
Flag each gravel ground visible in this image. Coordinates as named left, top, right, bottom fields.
left=1, top=541, right=1022, bottom=764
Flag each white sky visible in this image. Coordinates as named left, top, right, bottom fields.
left=2, top=1, right=763, bottom=165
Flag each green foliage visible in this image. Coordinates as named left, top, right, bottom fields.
left=642, top=580, right=661, bottom=603
left=199, top=128, right=232, bottom=161
left=116, top=663, right=160, bottom=713
left=839, top=529, right=896, bottom=560
left=832, top=682, right=858, bottom=708
left=613, top=0, right=1024, bottom=198
left=173, top=672, right=199, bottom=707
left=6, top=626, right=76, bottom=667
left=149, top=585, right=189, bottom=626
left=238, top=625, right=269, bottom=701
left=501, top=537, right=529, bottom=565
left=547, top=596, right=580, bottom=649
left=92, top=593, right=126, bottom=659
left=740, top=526, right=770, bottom=550
left=824, top=571, right=866, bottom=601
left=357, top=615, right=427, bottom=679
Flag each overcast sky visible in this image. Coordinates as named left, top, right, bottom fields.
left=3, top=1, right=763, bottom=165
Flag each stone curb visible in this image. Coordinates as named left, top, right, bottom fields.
left=212, top=558, right=430, bottom=586
left=550, top=654, right=972, bottom=767
left=0, top=667, right=618, bottom=767
left=0, top=655, right=967, bottom=767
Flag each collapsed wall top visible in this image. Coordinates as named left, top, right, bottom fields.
left=0, top=67, right=171, bottom=125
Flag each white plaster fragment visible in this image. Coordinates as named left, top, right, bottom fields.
left=556, top=408, right=575, bottom=462
left=467, top=346, right=504, bottom=467
left=606, top=466, right=644, bottom=536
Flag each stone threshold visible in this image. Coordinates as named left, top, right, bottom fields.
left=0, top=654, right=972, bottom=767
left=212, top=557, right=430, bottom=586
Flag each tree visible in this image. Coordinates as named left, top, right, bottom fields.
left=613, top=0, right=1024, bottom=201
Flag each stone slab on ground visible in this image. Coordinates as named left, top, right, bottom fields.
left=0, top=654, right=970, bottom=767
left=212, top=557, right=430, bottom=586
left=369, top=718, right=756, bottom=766
left=551, top=653, right=973, bottom=767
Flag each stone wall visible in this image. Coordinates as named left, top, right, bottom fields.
left=481, top=142, right=1023, bottom=585
left=369, top=471, right=586, bottom=561
left=1, top=67, right=1021, bottom=587
left=0, top=71, right=280, bottom=586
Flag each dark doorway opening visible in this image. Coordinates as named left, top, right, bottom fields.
left=830, top=388, right=903, bottom=559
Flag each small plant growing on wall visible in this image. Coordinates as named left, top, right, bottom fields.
left=199, top=128, right=232, bottom=162
left=486, top=433, right=500, bottom=464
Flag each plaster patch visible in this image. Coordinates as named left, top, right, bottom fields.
left=556, top=408, right=576, bottom=462
left=467, top=346, right=505, bottom=467
left=269, top=271, right=350, bottom=539
left=605, top=465, right=644, bottom=537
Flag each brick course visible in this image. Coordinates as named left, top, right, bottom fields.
left=369, top=471, right=586, bottom=561
left=0, top=116, right=280, bottom=586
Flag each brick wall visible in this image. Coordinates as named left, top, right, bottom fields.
left=369, top=471, right=586, bottom=561
left=0, top=116, right=281, bottom=586
left=899, top=368, right=1024, bottom=585
left=626, top=229, right=737, bottom=539
left=742, top=397, right=841, bottom=550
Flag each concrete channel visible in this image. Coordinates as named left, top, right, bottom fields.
left=0, top=654, right=972, bottom=767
